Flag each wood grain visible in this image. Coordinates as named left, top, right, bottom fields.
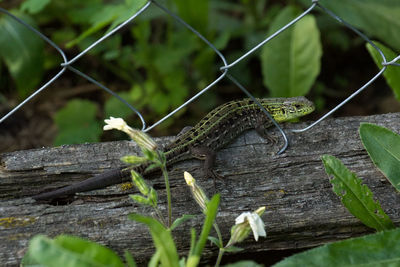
left=1, top=113, right=400, bottom=266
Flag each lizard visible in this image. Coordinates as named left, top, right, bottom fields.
left=33, top=96, right=314, bottom=201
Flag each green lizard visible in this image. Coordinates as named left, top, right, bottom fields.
left=33, top=97, right=314, bottom=200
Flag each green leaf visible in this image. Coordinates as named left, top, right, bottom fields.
left=188, top=194, right=220, bottom=266
left=321, top=155, right=394, bottom=231
left=319, top=0, right=400, bottom=49
left=273, top=228, right=400, bottom=267
left=20, top=0, right=51, bottom=14
left=170, top=214, right=196, bottom=231
left=53, top=99, right=102, bottom=145
left=223, top=246, right=244, bottom=253
left=26, top=234, right=124, bottom=267
left=0, top=12, right=44, bottom=98
left=148, top=249, right=162, bottom=267
left=128, top=214, right=180, bottom=267
left=366, top=41, right=400, bottom=101
left=124, top=250, right=136, bottom=267
left=66, top=0, right=147, bottom=48
left=207, top=236, right=222, bottom=248
left=261, top=6, right=321, bottom=97
left=359, top=123, right=400, bottom=192
left=172, top=0, right=209, bottom=35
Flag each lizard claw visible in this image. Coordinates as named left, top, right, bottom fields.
left=206, top=169, right=224, bottom=180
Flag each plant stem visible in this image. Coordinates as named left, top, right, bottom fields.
left=157, top=151, right=172, bottom=227
left=161, top=165, right=172, bottom=227
left=214, top=248, right=224, bottom=267
left=212, top=222, right=224, bottom=266
left=213, top=222, right=223, bottom=246
left=153, top=206, right=167, bottom=227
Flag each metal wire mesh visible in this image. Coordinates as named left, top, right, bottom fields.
left=0, top=0, right=399, bottom=153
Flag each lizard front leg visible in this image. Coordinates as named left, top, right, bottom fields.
left=255, top=119, right=278, bottom=144
left=189, top=145, right=223, bottom=180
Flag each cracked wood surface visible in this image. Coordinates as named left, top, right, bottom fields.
left=1, top=113, right=400, bottom=266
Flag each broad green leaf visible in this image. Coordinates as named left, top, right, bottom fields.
left=360, top=123, right=400, bottom=192
left=366, top=41, right=400, bottom=101
left=320, top=0, right=400, bottom=49
left=273, top=228, right=400, bottom=267
left=170, top=214, right=196, bottom=231
left=261, top=6, right=321, bottom=97
left=53, top=235, right=124, bottom=267
left=20, top=0, right=51, bottom=14
left=53, top=99, right=102, bottom=145
left=128, top=214, right=180, bottom=267
left=0, top=12, right=44, bottom=98
left=322, top=155, right=394, bottom=231
left=26, top=235, right=124, bottom=267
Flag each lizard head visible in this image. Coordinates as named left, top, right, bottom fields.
left=260, top=96, right=315, bottom=122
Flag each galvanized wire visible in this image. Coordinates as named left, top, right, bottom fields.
left=0, top=0, right=399, bottom=153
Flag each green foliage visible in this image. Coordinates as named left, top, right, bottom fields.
left=187, top=194, right=220, bottom=266
left=53, top=99, right=102, bottom=146
left=261, top=6, right=322, bottom=97
left=123, top=250, right=137, bottom=267
left=20, top=0, right=51, bottom=14
left=359, top=123, right=400, bottom=192
left=172, top=0, right=209, bottom=35
left=104, top=87, right=142, bottom=119
left=321, top=155, right=394, bottom=231
left=170, top=214, right=196, bottom=231
left=66, top=0, right=148, bottom=48
left=0, top=11, right=44, bottom=98
left=128, top=214, right=180, bottom=267
left=273, top=228, right=400, bottom=267
left=22, top=234, right=125, bottom=267
left=366, top=41, right=400, bottom=101
left=127, top=196, right=220, bottom=267
left=1, top=0, right=398, bottom=146
left=319, top=0, right=400, bottom=50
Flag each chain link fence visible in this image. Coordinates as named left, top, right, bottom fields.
left=0, top=0, right=399, bottom=153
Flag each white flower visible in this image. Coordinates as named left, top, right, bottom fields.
left=234, top=208, right=266, bottom=241
left=103, top=117, right=157, bottom=151
left=103, top=117, right=131, bottom=132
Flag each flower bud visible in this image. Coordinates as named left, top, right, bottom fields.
left=131, top=171, right=149, bottom=196
left=130, top=194, right=151, bottom=206
left=184, top=171, right=209, bottom=213
left=121, top=155, right=147, bottom=165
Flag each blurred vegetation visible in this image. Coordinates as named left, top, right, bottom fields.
left=0, top=0, right=399, bottom=146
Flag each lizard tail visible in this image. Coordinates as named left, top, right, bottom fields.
left=32, top=168, right=124, bottom=200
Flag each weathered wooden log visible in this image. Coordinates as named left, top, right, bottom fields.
left=1, top=113, right=400, bottom=266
